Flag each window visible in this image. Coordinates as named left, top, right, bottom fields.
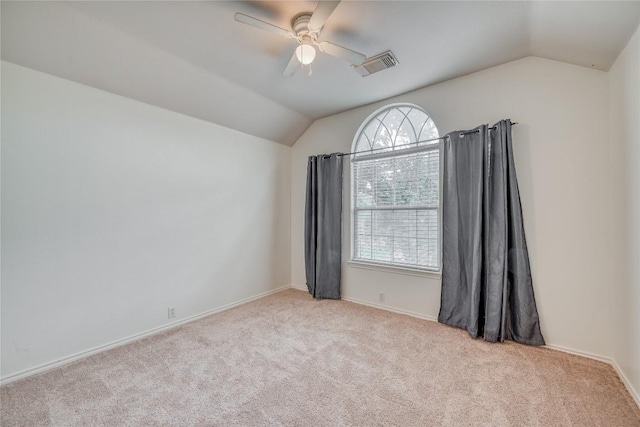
left=351, top=104, right=440, bottom=271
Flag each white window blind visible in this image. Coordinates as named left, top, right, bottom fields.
left=351, top=104, right=440, bottom=271
left=352, top=148, right=439, bottom=270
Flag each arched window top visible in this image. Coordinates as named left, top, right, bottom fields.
left=352, top=104, right=439, bottom=159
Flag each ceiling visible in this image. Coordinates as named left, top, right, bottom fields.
left=2, top=1, right=639, bottom=146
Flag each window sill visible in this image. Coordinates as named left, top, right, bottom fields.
left=347, top=260, right=442, bottom=279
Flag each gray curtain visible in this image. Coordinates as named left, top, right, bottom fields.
left=305, top=153, right=343, bottom=299
left=438, top=120, right=545, bottom=346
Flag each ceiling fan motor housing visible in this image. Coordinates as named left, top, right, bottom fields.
left=292, top=13, right=317, bottom=43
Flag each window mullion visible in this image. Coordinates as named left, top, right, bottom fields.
left=373, top=161, right=377, bottom=261
left=415, top=152, right=419, bottom=265
left=415, top=209, right=418, bottom=264
left=392, top=156, right=396, bottom=263
left=370, top=209, right=374, bottom=261
left=354, top=162, right=359, bottom=258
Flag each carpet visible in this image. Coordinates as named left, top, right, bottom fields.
left=1, top=289, right=639, bottom=426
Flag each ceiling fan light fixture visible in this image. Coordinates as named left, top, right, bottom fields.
left=295, top=44, right=316, bottom=65
left=235, top=1, right=366, bottom=76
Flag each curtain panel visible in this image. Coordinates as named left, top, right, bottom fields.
left=439, top=120, right=545, bottom=346
left=305, top=153, right=343, bottom=299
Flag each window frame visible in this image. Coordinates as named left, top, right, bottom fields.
left=349, top=103, right=443, bottom=275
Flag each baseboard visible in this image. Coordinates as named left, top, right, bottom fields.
left=291, top=285, right=639, bottom=408
left=611, top=359, right=640, bottom=409
left=343, top=294, right=640, bottom=408
left=342, top=297, right=438, bottom=322
left=290, top=285, right=438, bottom=322
left=0, top=285, right=291, bottom=386
left=542, top=344, right=640, bottom=409
left=342, top=295, right=438, bottom=322
left=8, top=284, right=638, bottom=410
left=543, top=343, right=612, bottom=364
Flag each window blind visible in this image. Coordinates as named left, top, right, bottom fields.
left=352, top=148, right=439, bottom=270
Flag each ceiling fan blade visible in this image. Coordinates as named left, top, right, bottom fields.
left=318, top=41, right=366, bottom=65
left=234, top=13, right=294, bottom=38
left=282, top=52, right=300, bottom=77
left=308, top=1, right=341, bottom=32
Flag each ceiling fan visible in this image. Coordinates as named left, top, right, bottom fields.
left=234, top=0, right=366, bottom=76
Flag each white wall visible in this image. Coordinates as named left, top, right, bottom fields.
left=609, top=26, right=640, bottom=401
left=1, top=61, right=291, bottom=380
left=291, top=57, right=616, bottom=359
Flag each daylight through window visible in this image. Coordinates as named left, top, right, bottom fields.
left=351, top=104, right=440, bottom=270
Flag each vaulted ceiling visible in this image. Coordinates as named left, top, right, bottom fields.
left=2, top=1, right=639, bottom=146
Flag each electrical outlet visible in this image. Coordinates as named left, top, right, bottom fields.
left=168, top=308, right=176, bottom=319
left=378, top=292, right=385, bottom=303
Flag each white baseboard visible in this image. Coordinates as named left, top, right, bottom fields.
left=341, top=294, right=438, bottom=322
left=543, top=343, right=612, bottom=364
left=0, top=285, right=291, bottom=386
left=611, top=359, right=640, bottom=409
left=541, top=344, right=640, bottom=408
left=6, top=283, right=639, bottom=410
left=290, top=285, right=438, bottom=322
left=291, top=284, right=639, bottom=408
left=291, top=285, right=438, bottom=322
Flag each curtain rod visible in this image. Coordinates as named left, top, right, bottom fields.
left=329, top=122, right=518, bottom=159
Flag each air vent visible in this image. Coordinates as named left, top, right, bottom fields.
left=353, top=51, right=398, bottom=77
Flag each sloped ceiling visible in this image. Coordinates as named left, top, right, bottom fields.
left=2, top=1, right=639, bottom=146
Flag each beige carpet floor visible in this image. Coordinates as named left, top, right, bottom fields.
left=1, top=289, right=639, bottom=426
